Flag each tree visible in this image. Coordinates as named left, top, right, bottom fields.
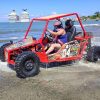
left=94, top=12, right=100, bottom=18
left=81, top=11, right=100, bottom=20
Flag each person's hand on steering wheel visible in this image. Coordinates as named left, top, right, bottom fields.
left=45, top=29, right=54, bottom=42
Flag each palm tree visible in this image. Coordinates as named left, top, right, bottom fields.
left=94, top=12, right=100, bottom=17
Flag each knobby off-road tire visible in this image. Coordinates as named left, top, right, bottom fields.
left=15, top=51, right=40, bottom=78
left=86, top=46, right=99, bottom=62
left=0, top=43, right=12, bottom=62
left=85, top=32, right=98, bottom=62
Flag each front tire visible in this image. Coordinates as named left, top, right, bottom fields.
left=15, top=51, right=40, bottom=78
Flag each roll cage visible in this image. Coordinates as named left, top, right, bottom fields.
left=24, top=13, right=87, bottom=39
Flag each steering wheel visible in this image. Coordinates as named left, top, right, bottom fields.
left=45, top=32, right=54, bottom=42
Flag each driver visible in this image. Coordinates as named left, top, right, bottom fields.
left=46, top=21, right=68, bottom=54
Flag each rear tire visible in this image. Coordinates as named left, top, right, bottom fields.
left=0, top=43, right=12, bottom=62
left=86, top=46, right=99, bottom=62
left=15, top=51, right=40, bottom=78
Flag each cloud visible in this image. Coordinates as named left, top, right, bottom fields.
left=52, top=12, right=57, bottom=15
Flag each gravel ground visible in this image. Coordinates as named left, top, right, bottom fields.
left=0, top=60, right=100, bottom=100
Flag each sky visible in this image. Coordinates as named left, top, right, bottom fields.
left=0, top=0, right=100, bottom=21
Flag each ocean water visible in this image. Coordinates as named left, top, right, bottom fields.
left=0, top=20, right=100, bottom=46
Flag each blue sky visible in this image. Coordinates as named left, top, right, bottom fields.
left=0, top=0, right=100, bottom=21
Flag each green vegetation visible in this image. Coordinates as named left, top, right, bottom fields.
left=81, top=12, right=100, bottom=20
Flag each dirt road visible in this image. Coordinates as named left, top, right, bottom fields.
left=0, top=61, right=100, bottom=100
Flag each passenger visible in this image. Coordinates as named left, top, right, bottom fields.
left=46, top=21, right=68, bottom=54
left=65, top=19, right=76, bottom=41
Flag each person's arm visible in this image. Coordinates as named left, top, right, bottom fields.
left=47, top=29, right=64, bottom=36
left=70, top=26, right=76, bottom=41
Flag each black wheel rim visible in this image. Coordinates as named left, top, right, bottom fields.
left=22, top=60, right=37, bottom=77
left=24, top=60, right=35, bottom=72
left=22, top=59, right=38, bottom=76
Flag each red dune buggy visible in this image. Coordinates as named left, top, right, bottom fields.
left=0, top=13, right=94, bottom=78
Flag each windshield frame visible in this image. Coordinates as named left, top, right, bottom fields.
left=24, top=19, right=49, bottom=40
